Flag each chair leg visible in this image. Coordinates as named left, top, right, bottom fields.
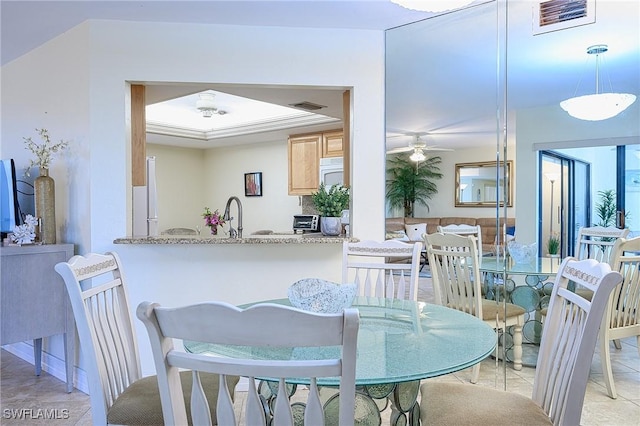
left=600, top=333, right=617, bottom=399
left=512, top=322, right=523, bottom=371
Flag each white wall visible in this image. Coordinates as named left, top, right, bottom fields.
left=203, top=140, right=302, bottom=234
left=1, top=20, right=385, bottom=379
left=146, top=144, right=206, bottom=232
left=149, top=139, right=302, bottom=235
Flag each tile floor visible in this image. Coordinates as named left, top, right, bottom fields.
left=1, top=274, right=639, bottom=425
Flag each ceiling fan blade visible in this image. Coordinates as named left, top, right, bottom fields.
left=424, top=146, right=455, bottom=152
left=386, top=146, right=413, bottom=154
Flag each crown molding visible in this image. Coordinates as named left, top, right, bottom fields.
left=146, top=114, right=341, bottom=141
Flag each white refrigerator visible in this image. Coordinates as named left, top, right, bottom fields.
left=132, top=156, right=158, bottom=237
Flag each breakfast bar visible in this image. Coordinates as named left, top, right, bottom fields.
left=113, top=233, right=353, bottom=245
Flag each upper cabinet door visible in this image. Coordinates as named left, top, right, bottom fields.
left=288, top=134, right=321, bottom=195
left=322, top=130, right=344, bottom=158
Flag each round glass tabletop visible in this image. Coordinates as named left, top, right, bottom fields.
left=184, top=297, right=497, bottom=387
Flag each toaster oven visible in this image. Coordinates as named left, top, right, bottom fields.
left=293, top=215, right=320, bottom=233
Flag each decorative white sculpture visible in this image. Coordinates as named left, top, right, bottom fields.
left=507, top=241, right=537, bottom=264
left=288, top=278, right=357, bottom=313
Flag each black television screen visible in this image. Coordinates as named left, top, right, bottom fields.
left=0, top=159, right=20, bottom=236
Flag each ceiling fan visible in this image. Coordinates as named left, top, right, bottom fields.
left=386, top=133, right=454, bottom=162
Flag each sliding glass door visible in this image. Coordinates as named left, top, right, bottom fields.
left=539, top=152, right=590, bottom=258
left=540, top=144, right=639, bottom=257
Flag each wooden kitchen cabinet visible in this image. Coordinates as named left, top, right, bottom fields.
left=288, top=129, right=343, bottom=195
left=321, top=130, right=344, bottom=158
left=288, top=133, right=321, bottom=195
left=1, top=243, right=75, bottom=392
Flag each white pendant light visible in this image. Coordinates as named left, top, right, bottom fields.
left=560, top=45, right=636, bottom=121
left=390, top=0, right=474, bottom=13
left=196, top=92, right=227, bottom=118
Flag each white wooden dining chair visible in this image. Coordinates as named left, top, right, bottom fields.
left=424, top=232, right=525, bottom=382
left=576, top=225, right=630, bottom=262
left=600, top=236, right=640, bottom=399
left=574, top=226, right=629, bottom=300
left=437, top=224, right=483, bottom=257
left=342, top=239, right=423, bottom=301
left=137, top=301, right=360, bottom=426
left=419, top=257, right=623, bottom=426
left=55, top=252, right=237, bottom=425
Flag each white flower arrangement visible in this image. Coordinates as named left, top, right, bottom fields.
left=10, top=214, right=38, bottom=245
left=23, top=128, right=68, bottom=177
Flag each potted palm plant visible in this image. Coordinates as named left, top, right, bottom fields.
left=311, top=183, right=350, bottom=236
left=386, top=155, right=443, bottom=217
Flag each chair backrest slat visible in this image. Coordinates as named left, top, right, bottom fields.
left=343, top=240, right=422, bottom=300
left=608, top=237, right=640, bottom=329
left=425, top=233, right=482, bottom=317
left=55, top=252, right=141, bottom=423
left=137, top=301, right=360, bottom=426
left=575, top=226, right=629, bottom=263
left=438, top=224, right=483, bottom=257
left=532, top=257, right=622, bottom=425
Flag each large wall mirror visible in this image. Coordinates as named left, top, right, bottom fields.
left=384, top=2, right=503, bottom=219
left=456, top=161, right=513, bottom=207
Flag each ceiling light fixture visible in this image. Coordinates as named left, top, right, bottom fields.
left=196, top=92, right=227, bottom=118
left=410, top=149, right=426, bottom=162
left=560, top=45, right=636, bottom=121
left=390, top=0, right=474, bottom=12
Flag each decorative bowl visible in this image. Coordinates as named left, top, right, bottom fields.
left=507, top=241, right=537, bottom=264
left=287, top=278, right=357, bottom=313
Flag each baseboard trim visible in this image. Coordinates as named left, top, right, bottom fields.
left=1, top=342, right=89, bottom=394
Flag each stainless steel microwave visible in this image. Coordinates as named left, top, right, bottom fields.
left=293, top=215, right=320, bottom=233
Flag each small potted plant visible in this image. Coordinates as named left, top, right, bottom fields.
left=547, top=234, right=560, bottom=257
left=311, top=183, right=350, bottom=236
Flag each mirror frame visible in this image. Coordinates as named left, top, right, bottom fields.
left=455, top=160, right=513, bottom=207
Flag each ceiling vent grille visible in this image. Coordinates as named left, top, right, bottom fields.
left=289, top=101, right=327, bottom=111
left=533, top=0, right=595, bottom=35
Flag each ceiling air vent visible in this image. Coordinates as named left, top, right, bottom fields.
left=533, top=0, right=595, bottom=35
left=288, top=101, right=327, bottom=111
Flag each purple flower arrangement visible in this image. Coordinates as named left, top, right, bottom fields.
left=202, top=207, right=225, bottom=235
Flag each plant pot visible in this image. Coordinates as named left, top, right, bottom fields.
left=320, top=217, right=342, bottom=236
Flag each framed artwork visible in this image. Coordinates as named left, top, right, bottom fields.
left=244, top=172, right=262, bottom=197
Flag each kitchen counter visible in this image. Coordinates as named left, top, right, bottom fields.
left=113, top=233, right=355, bottom=245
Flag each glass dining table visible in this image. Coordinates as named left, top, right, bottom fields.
left=184, top=296, right=497, bottom=426
left=478, top=256, right=563, bottom=366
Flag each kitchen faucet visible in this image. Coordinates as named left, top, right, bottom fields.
left=222, top=196, right=243, bottom=238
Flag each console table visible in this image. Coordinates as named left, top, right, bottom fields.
left=0, top=243, right=75, bottom=392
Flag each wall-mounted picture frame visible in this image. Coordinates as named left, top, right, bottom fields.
left=245, top=172, right=262, bottom=197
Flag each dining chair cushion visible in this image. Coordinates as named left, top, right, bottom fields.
left=108, top=371, right=238, bottom=425
left=419, top=382, right=552, bottom=426
left=480, top=299, right=526, bottom=322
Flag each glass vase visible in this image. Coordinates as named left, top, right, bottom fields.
left=34, top=167, right=56, bottom=244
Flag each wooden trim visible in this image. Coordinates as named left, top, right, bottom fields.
left=342, top=90, right=351, bottom=188
left=131, top=85, right=146, bottom=186
left=289, top=128, right=343, bottom=139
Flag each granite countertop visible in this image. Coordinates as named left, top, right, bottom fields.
left=114, top=233, right=356, bottom=245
